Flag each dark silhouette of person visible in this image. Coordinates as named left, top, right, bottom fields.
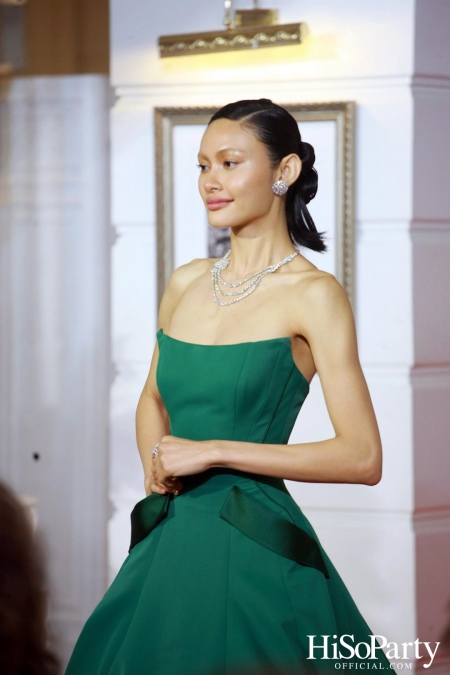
left=0, top=480, right=60, bottom=675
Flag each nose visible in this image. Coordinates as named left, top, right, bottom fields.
left=202, top=166, right=222, bottom=193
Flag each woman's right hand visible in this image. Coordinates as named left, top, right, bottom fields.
left=144, top=474, right=182, bottom=497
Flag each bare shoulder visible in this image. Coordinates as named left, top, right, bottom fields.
left=292, top=269, right=354, bottom=342
left=302, top=270, right=349, bottom=308
left=158, top=257, right=211, bottom=327
left=167, top=257, right=210, bottom=292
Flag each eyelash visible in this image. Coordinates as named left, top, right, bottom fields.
left=197, top=161, right=238, bottom=171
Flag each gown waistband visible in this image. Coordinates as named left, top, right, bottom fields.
left=183, top=467, right=291, bottom=495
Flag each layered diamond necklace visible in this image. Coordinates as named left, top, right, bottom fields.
left=211, top=247, right=299, bottom=306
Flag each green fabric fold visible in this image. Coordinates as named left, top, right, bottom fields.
left=129, top=492, right=171, bottom=552
left=219, top=485, right=330, bottom=578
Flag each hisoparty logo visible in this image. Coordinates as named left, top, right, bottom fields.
left=307, top=635, right=440, bottom=669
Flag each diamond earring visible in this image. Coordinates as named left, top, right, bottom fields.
left=272, top=180, right=289, bottom=196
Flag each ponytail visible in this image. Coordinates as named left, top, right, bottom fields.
left=285, top=140, right=324, bottom=252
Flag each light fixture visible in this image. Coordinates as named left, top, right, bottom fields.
left=158, top=0, right=306, bottom=58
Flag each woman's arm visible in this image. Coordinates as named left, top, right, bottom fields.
left=151, top=270, right=383, bottom=488
left=136, top=358, right=173, bottom=496
left=135, top=264, right=191, bottom=496
left=136, top=258, right=207, bottom=495
left=207, top=273, right=383, bottom=485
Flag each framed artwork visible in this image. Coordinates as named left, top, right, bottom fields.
left=155, top=102, right=355, bottom=311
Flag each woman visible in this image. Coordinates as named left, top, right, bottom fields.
left=64, top=99, right=391, bottom=675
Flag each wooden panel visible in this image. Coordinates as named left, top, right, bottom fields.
left=23, top=0, right=109, bottom=75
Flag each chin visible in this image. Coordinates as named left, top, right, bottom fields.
left=208, top=213, right=249, bottom=230
left=208, top=214, right=234, bottom=229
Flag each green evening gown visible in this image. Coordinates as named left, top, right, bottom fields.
left=64, top=328, right=392, bottom=675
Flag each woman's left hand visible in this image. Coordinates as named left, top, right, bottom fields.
left=152, top=435, right=215, bottom=494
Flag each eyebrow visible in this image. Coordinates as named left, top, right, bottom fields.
left=197, top=147, right=245, bottom=159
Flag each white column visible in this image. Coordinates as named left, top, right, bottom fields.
left=410, top=2, right=450, bottom=671
left=0, top=75, right=111, bottom=665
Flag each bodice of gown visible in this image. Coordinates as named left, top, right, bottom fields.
left=156, top=328, right=309, bottom=446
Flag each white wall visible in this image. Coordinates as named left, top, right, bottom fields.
left=109, top=1, right=450, bottom=671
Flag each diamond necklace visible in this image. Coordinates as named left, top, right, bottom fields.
left=210, top=248, right=299, bottom=306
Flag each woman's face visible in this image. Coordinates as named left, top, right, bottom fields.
left=197, top=118, right=279, bottom=229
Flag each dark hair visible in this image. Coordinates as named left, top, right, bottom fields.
left=0, top=481, right=60, bottom=675
left=208, top=98, right=328, bottom=253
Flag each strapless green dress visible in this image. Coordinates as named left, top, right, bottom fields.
left=64, top=328, right=391, bottom=675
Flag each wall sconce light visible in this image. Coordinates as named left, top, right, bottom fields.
left=158, top=0, right=306, bottom=58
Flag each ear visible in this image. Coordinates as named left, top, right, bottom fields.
left=278, top=153, right=302, bottom=187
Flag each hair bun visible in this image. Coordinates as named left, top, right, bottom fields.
left=295, top=141, right=318, bottom=205
left=299, top=141, right=315, bottom=171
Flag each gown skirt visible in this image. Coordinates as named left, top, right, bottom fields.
left=64, top=328, right=392, bottom=675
